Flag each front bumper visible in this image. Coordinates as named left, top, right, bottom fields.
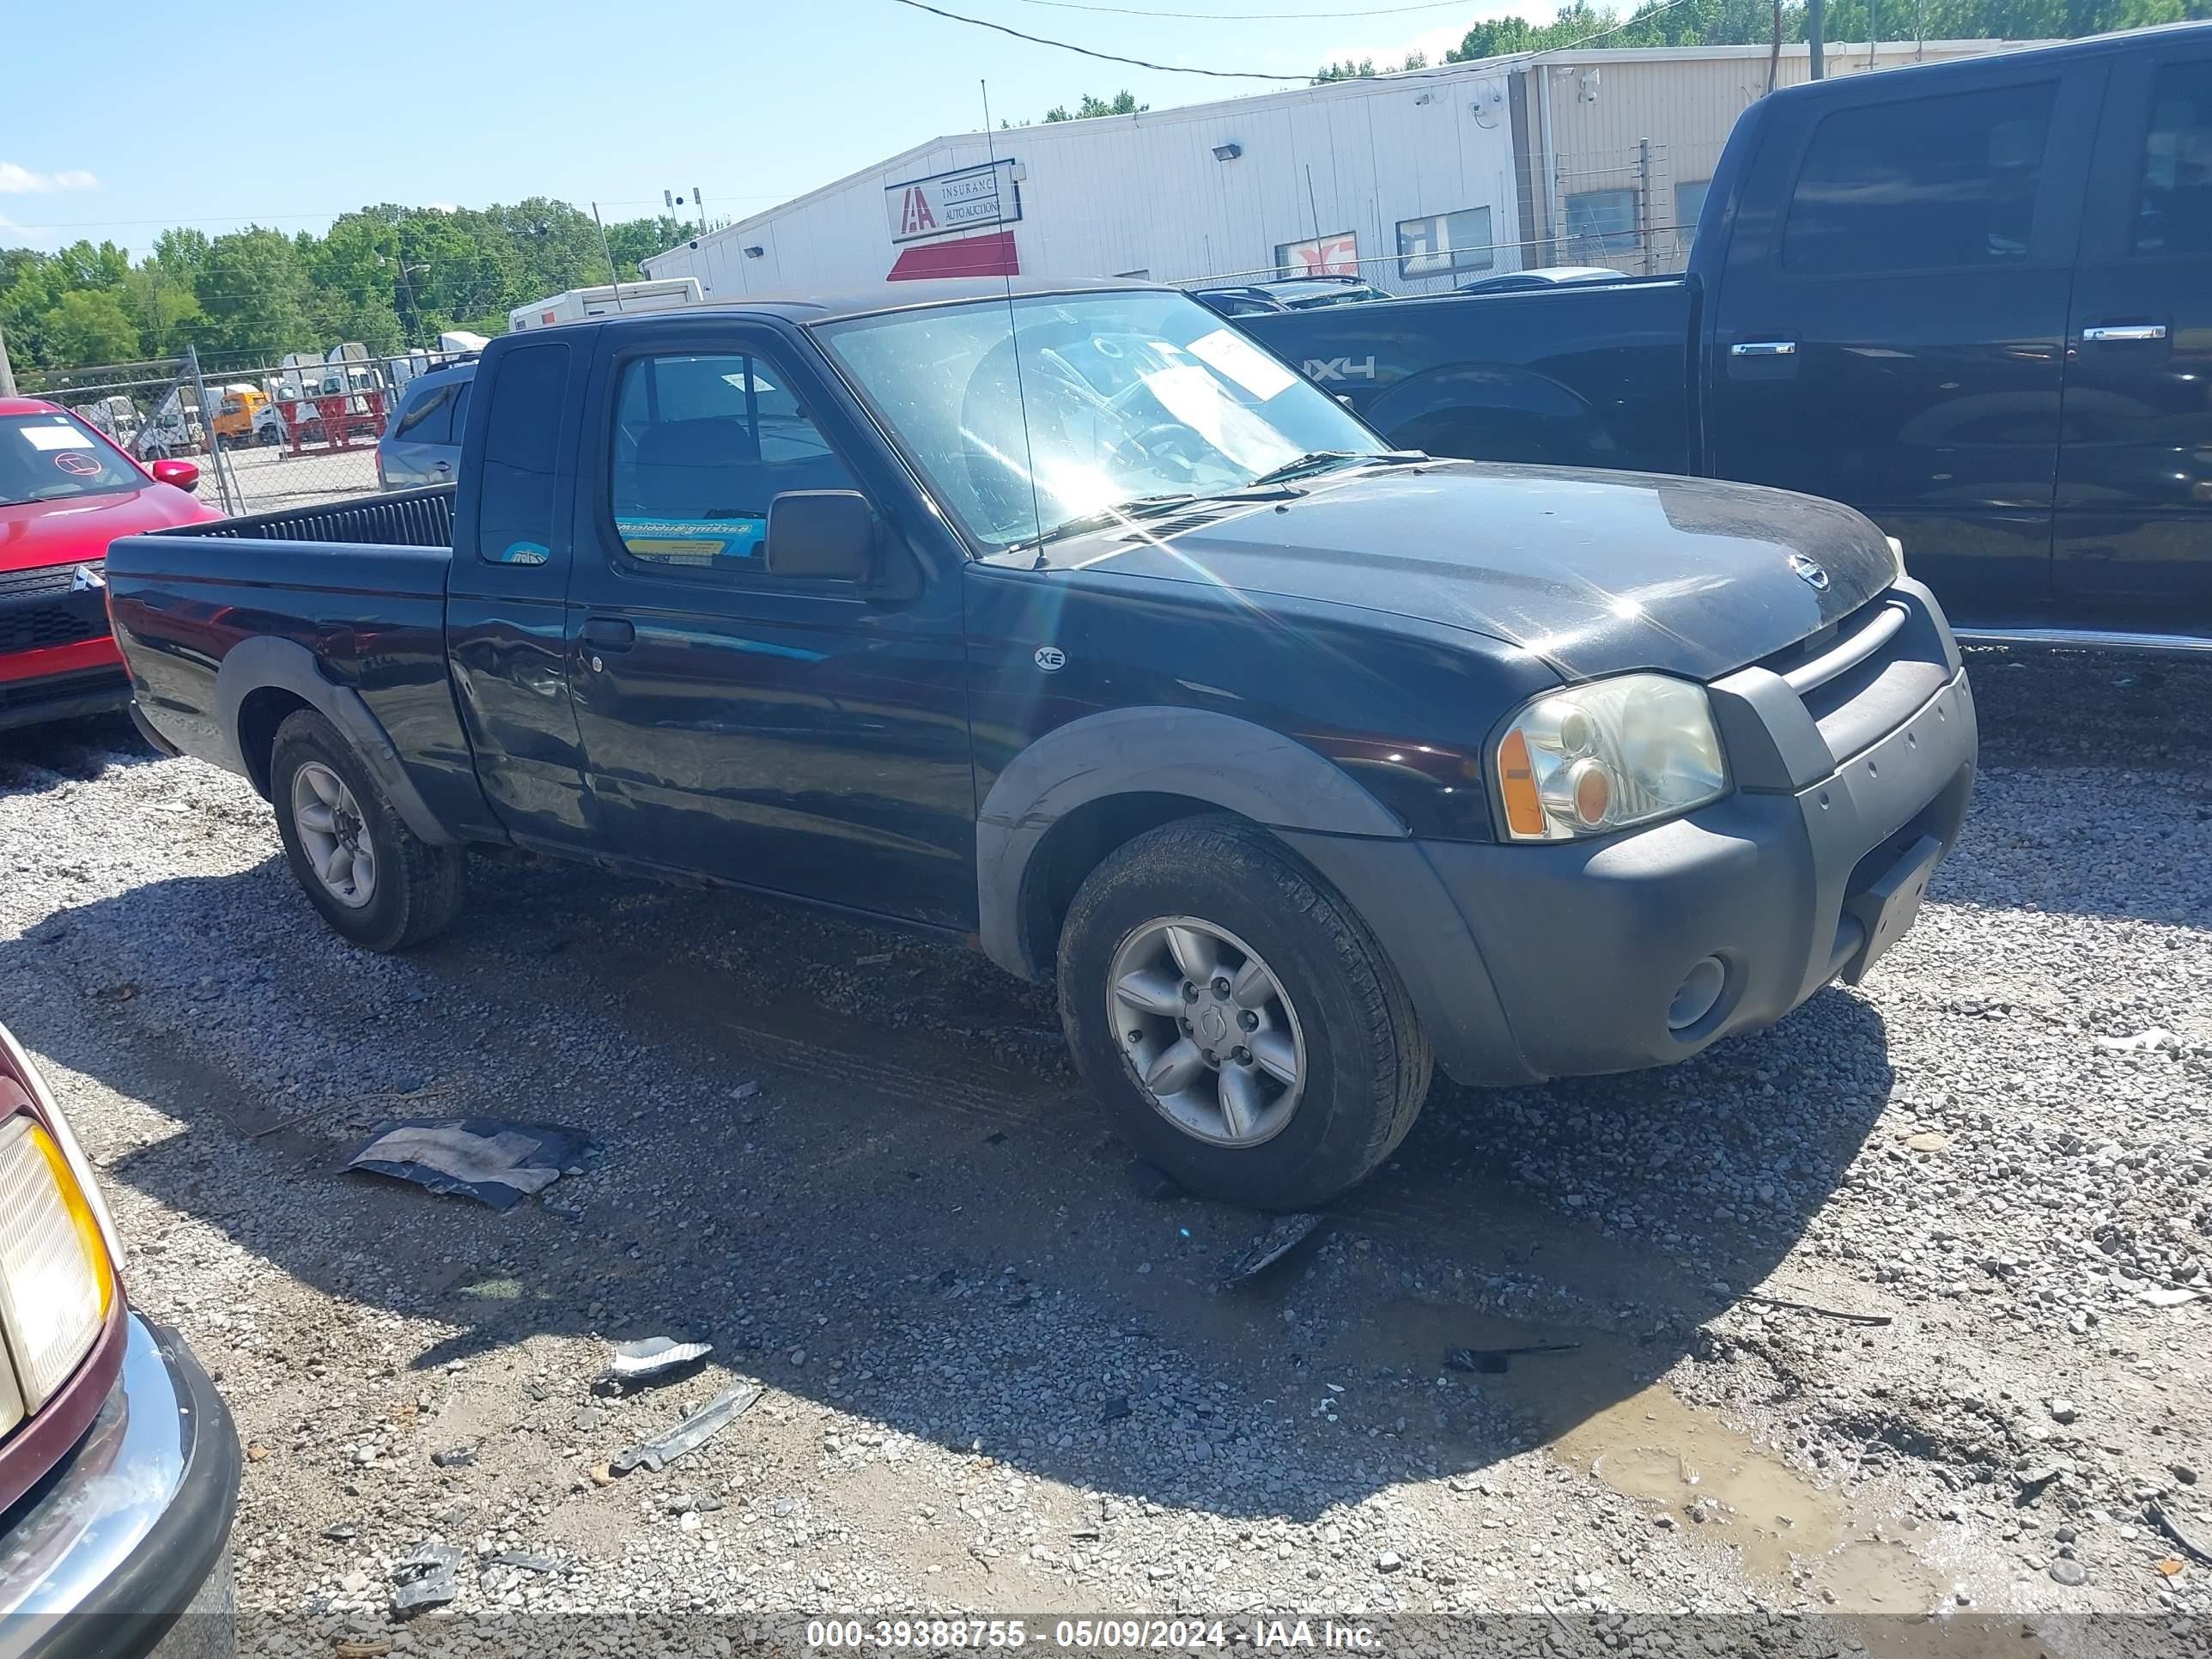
left=1283, top=578, right=1978, bottom=1085
left=0, top=1316, right=240, bottom=1659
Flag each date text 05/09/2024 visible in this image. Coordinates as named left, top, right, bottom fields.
left=805, top=1618, right=1380, bottom=1650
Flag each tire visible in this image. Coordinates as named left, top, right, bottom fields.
left=269, top=708, right=465, bottom=951
left=1058, top=815, right=1431, bottom=1210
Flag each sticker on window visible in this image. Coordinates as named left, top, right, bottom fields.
left=1186, top=329, right=1299, bottom=401
left=54, top=451, right=102, bottom=476
left=617, top=517, right=766, bottom=565
left=21, top=424, right=94, bottom=451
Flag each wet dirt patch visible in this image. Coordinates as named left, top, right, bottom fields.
left=1370, top=1300, right=1948, bottom=1611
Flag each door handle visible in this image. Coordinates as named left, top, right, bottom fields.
left=581, top=617, right=635, bottom=650
left=1730, top=340, right=1798, bottom=356
left=431, top=459, right=451, bottom=472
left=2081, top=324, right=2167, bottom=343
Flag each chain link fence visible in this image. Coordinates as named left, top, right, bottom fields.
left=18, top=346, right=453, bottom=518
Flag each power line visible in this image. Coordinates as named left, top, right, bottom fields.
left=890, top=0, right=1315, bottom=77
left=1010, top=0, right=1474, bottom=18
left=895, top=0, right=1718, bottom=84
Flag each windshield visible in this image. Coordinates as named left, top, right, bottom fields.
left=814, top=289, right=1389, bottom=553
left=0, top=411, right=145, bottom=507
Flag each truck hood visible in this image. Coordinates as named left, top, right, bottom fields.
left=0, top=484, right=216, bottom=574
left=1036, top=460, right=1899, bottom=682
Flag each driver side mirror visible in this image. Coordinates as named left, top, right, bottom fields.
left=149, top=458, right=201, bottom=493
left=766, top=490, right=877, bottom=582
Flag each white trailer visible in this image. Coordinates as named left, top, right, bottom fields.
left=507, top=278, right=704, bottom=334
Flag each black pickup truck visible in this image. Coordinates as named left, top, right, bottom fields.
left=1248, top=22, right=2212, bottom=651
left=106, top=281, right=1975, bottom=1208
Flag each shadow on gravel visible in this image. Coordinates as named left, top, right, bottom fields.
left=0, top=711, right=155, bottom=793
left=3, top=842, right=1899, bottom=1522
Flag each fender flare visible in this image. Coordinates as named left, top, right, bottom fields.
left=215, top=637, right=456, bottom=847
left=975, top=707, right=1407, bottom=981
left=1363, top=363, right=1618, bottom=465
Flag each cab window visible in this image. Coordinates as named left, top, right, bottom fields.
left=609, top=352, right=857, bottom=571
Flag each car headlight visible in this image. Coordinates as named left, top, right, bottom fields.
left=0, top=1111, right=116, bottom=1419
left=1494, top=673, right=1729, bottom=841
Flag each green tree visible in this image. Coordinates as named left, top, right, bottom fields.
left=40, top=288, right=139, bottom=366
left=603, top=214, right=699, bottom=280
left=194, top=228, right=316, bottom=359
left=1043, top=89, right=1148, bottom=121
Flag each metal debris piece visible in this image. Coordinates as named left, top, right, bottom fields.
left=1444, top=1341, right=1581, bottom=1375
left=429, top=1445, right=476, bottom=1468
left=610, top=1382, right=763, bottom=1475
left=610, top=1337, right=714, bottom=1382
left=489, top=1551, right=565, bottom=1575
left=1218, top=1212, right=1326, bottom=1288
left=389, top=1541, right=463, bottom=1614
left=1741, top=1291, right=1894, bottom=1326
left=321, top=1522, right=361, bottom=1541
left=347, top=1118, right=593, bottom=1211
left=2150, top=1500, right=2212, bottom=1565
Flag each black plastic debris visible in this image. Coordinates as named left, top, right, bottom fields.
left=611, top=1382, right=763, bottom=1475
left=610, top=1337, right=714, bottom=1382
left=347, top=1119, right=593, bottom=1211
left=389, top=1542, right=463, bottom=1614
left=489, top=1551, right=565, bottom=1575
left=1444, top=1342, right=1581, bottom=1376
left=1100, top=1396, right=1132, bottom=1424
left=1218, top=1212, right=1326, bottom=1289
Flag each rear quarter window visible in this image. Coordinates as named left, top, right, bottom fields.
left=477, top=346, right=571, bottom=566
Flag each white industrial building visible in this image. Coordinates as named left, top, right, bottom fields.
left=644, top=39, right=2029, bottom=301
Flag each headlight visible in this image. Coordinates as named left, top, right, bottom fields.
left=0, top=1112, right=116, bottom=1418
left=1495, top=673, right=1729, bottom=841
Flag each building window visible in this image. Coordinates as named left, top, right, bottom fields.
left=1674, top=179, right=1711, bottom=245
left=1395, top=207, right=1496, bottom=277
left=1274, top=232, right=1359, bottom=278
left=1782, top=81, right=2055, bottom=275
left=1564, top=188, right=1640, bottom=254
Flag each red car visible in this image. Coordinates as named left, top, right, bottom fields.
left=0, top=399, right=221, bottom=735
left=0, top=1020, right=238, bottom=1655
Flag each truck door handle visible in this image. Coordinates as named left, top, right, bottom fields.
left=2080, top=324, right=2167, bottom=343
left=581, top=617, right=635, bottom=650
left=1730, top=340, right=1797, bottom=356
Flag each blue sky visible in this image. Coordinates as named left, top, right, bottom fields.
left=1, top=0, right=1516, bottom=256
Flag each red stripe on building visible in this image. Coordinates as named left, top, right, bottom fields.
left=885, top=230, right=1020, bottom=283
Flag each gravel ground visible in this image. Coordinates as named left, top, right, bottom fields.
left=0, top=646, right=2207, bottom=1653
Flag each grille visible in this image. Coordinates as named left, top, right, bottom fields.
left=0, top=565, right=82, bottom=603
left=1757, top=586, right=1948, bottom=762
left=0, top=603, right=104, bottom=656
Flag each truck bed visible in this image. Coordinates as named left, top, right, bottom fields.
left=105, top=483, right=487, bottom=840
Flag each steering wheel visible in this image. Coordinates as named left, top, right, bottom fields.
left=1101, top=420, right=1196, bottom=472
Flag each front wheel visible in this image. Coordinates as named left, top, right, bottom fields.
left=269, top=708, right=465, bottom=951
left=1058, top=816, right=1431, bottom=1210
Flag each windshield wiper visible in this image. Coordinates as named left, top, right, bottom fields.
left=1248, top=449, right=1426, bottom=486
left=1009, top=493, right=1197, bottom=556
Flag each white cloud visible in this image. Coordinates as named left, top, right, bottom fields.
left=0, top=162, right=100, bottom=194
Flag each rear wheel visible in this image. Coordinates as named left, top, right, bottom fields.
left=269, top=709, right=465, bottom=951
left=1058, top=816, right=1431, bottom=1210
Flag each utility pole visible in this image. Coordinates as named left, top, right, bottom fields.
left=0, top=322, right=16, bottom=398
left=1808, top=0, right=1826, bottom=78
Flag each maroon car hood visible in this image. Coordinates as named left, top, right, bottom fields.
left=0, top=485, right=216, bottom=574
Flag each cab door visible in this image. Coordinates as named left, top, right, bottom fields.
left=2055, top=41, right=2212, bottom=615
left=1705, top=58, right=2104, bottom=617
left=445, top=337, right=596, bottom=848
left=563, top=319, right=976, bottom=930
